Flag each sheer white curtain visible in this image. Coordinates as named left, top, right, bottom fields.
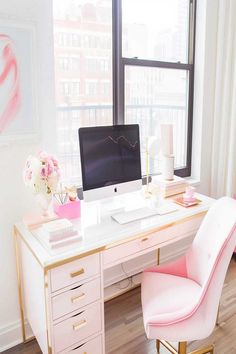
left=210, top=0, right=236, bottom=198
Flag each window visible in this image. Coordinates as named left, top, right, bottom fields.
left=53, top=0, right=195, bottom=183
left=53, top=0, right=113, bottom=183
left=85, top=80, right=97, bottom=95
left=113, top=0, right=195, bottom=177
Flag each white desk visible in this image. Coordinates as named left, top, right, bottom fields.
left=14, top=192, right=215, bottom=354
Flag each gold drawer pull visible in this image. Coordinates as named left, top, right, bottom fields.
left=71, top=293, right=86, bottom=303
left=70, top=268, right=85, bottom=278
left=73, top=319, right=87, bottom=331
left=141, top=237, right=149, bottom=242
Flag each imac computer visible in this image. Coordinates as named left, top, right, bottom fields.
left=79, top=124, right=142, bottom=202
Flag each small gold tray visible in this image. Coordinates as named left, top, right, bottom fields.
left=173, top=197, right=201, bottom=208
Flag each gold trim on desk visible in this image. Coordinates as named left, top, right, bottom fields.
left=14, top=210, right=207, bottom=273
left=14, top=228, right=27, bottom=343
left=14, top=225, right=105, bottom=272
left=14, top=228, right=36, bottom=345
left=14, top=228, right=51, bottom=352
left=14, top=225, right=44, bottom=269
left=44, top=272, right=52, bottom=354
left=44, top=247, right=105, bottom=272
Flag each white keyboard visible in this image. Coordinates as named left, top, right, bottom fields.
left=112, top=205, right=178, bottom=224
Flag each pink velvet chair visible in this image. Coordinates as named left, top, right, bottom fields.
left=141, top=197, right=236, bottom=354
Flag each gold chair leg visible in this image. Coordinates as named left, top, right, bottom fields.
left=156, top=339, right=160, bottom=353
left=158, top=340, right=178, bottom=354
left=178, top=342, right=187, bottom=354
left=157, top=340, right=213, bottom=354
left=157, top=248, right=160, bottom=265
left=189, top=345, right=214, bottom=354
left=216, top=305, right=220, bottom=326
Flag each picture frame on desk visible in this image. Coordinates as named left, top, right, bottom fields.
left=0, top=17, right=39, bottom=143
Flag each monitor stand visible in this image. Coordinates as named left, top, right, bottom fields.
left=99, top=189, right=148, bottom=217
left=99, top=196, right=125, bottom=216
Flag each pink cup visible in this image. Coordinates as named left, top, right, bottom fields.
left=183, top=186, right=196, bottom=202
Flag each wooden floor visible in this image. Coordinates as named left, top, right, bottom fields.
left=3, top=259, right=236, bottom=354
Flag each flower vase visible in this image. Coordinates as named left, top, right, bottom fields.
left=36, top=193, right=52, bottom=217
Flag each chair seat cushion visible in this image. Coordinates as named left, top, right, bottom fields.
left=142, top=271, right=202, bottom=330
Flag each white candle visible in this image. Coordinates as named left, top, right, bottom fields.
left=161, top=124, right=173, bottom=156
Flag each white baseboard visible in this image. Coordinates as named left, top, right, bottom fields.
left=0, top=320, right=32, bottom=352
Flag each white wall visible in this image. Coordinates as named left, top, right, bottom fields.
left=0, top=0, right=55, bottom=350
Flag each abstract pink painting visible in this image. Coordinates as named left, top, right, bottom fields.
left=0, top=22, right=36, bottom=138
left=0, top=34, right=21, bottom=133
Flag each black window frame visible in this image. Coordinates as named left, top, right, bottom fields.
left=112, top=0, right=197, bottom=177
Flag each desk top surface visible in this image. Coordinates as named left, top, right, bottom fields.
left=15, top=191, right=215, bottom=270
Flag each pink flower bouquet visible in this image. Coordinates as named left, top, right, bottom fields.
left=23, top=151, right=60, bottom=196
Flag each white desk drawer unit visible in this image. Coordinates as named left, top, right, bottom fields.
left=48, top=253, right=104, bottom=353
left=50, top=253, right=100, bottom=292
left=51, top=277, right=101, bottom=320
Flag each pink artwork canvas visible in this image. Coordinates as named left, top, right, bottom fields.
left=0, top=21, right=37, bottom=138
left=0, top=34, right=21, bottom=133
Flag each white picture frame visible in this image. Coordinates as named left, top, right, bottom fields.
left=0, top=17, right=39, bottom=142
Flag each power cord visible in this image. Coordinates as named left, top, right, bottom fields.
left=115, top=263, right=133, bottom=290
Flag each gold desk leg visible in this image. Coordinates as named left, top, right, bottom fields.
left=178, top=342, right=187, bottom=354
left=14, top=228, right=26, bottom=343
left=44, top=271, right=52, bottom=354
left=14, top=228, right=35, bottom=344
left=157, top=248, right=160, bottom=265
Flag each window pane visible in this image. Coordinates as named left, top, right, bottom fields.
left=122, top=0, right=190, bottom=63
left=53, top=0, right=113, bottom=183
left=125, top=66, right=188, bottom=175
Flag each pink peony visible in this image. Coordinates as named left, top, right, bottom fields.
left=46, top=161, right=53, bottom=176
left=40, top=167, right=46, bottom=178
left=23, top=151, right=60, bottom=195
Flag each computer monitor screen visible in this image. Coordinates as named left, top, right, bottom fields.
left=79, top=125, right=142, bottom=197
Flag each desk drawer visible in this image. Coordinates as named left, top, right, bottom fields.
left=52, top=277, right=101, bottom=320
left=103, top=216, right=202, bottom=268
left=50, top=254, right=100, bottom=292
left=53, top=302, right=102, bottom=353
left=67, top=335, right=102, bottom=354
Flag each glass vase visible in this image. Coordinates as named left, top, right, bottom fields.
left=36, top=193, right=52, bottom=217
